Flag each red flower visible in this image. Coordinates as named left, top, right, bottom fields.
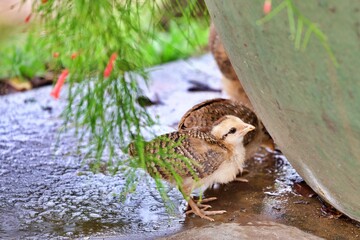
left=104, top=53, right=118, bottom=78
left=263, top=0, right=272, bottom=14
left=51, top=69, right=69, bottom=99
left=42, top=0, right=48, bottom=3
left=71, top=52, right=78, bottom=60
left=25, top=14, right=32, bottom=23
left=53, top=52, right=60, bottom=58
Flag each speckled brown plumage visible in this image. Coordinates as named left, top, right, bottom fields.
left=129, top=129, right=230, bottom=181
left=179, top=98, right=257, bottom=145
left=209, top=24, right=238, bottom=81
left=209, top=23, right=252, bottom=107
left=178, top=98, right=272, bottom=159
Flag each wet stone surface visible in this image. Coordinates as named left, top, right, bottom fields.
left=0, top=87, right=185, bottom=239
left=160, top=222, right=324, bottom=240
left=1, top=54, right=360, bottom=239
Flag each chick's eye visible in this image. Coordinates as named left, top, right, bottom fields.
left=228, top=127, right=237, bottom=134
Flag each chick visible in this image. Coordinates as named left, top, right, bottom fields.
left=209, top=23, right=252, bottom=108
left=179, top=98, right=273, bottom=160
left=129, top=115, right=255, bottom=221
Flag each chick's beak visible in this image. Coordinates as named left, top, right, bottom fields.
left=240, top=124, right=255, bottom=135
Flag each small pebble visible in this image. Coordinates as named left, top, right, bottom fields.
left=89, top=213, right=101, bottom=218
left=46, top=201, right=56, bottom=207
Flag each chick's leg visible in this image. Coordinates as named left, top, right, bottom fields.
left=185, top=196, right=217, bottom=211
left=195, top=196, right=217, bottom=203
left=234, top=177, right=249, bottom=182
left=186, top=197, right=226, bottom=221
left=234, top=169, right=249, bottom=182
left=196, top=196, right=218, bottom=209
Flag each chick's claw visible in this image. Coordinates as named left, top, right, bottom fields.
left=187, top=198, right=215, bottom=221
left=234, top=177, right=249, bottom=183
left=186, top=197, right=215, bottom=212
left=194, top=196, right=218, bottom=204
left=186, top=197, right=226, bottom=221
left=202, top=210, right=227, bottom=216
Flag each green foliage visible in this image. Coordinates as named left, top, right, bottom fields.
left=0, top=32, right=47, bottom=80
left=256, top=0, right=338, bottom=67
left=0, top=1, right=209, bottom=79
left=0, top=0, right=208, bottom=210
left=15, top=0, right=209, bottom=206
left=143, top=19, right=209, bottom=65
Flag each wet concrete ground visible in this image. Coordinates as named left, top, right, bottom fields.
left=0, top=54, right=359, bottom=239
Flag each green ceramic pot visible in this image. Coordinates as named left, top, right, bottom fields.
left=205, top=0, right=360, bottom=221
